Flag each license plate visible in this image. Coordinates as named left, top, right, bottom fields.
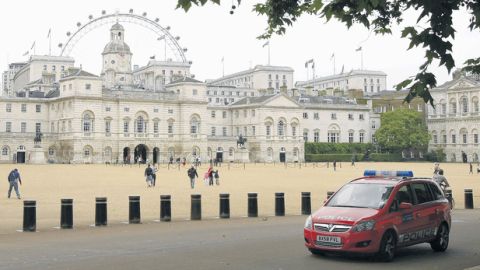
left=317, top=235, right=341, bottom=244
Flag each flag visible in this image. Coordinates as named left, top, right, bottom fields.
left=47, top=28, right=51, bottom=38
left=304, top=59, right=313, bottom=68
left=330, top=53, right=335, bottom=60
left=31, top=41, right=36, bottom=50
left=150, top=55, right=155, bottom=59
left=262, top=41, right=269, bottom=48
left=22, top=51, right=29, bottom=56
left=341, top=65, right=344, bottom=73
left=356, top=46, right=362, bottom=51
left=312, top=61, right=315, bottom=69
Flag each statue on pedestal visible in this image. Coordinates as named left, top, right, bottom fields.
left=34, top=132, right=43, bottom=148
left=236, top=134, right=247, bottom=149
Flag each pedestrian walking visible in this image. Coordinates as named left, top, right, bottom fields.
left=214, top=170, right=220, bottom=185
left=207, top=166, right=214, bottom=186
left=144, top=164, right=153, bottom=187
left=152, top=165, right=158, bottom=187
left=434, top=162, right=441, bottom=175
left=187, top=165, right=198, bottom=189
left=333, top=160, right=337, bottom=171
left=351, top=155, right=355, bottom=166
left=7, top=168, right=22, bottom=199
left=469, top=162, right=473, bottom=174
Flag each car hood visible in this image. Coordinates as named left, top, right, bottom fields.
left=312, top=206, right=380, bottom=225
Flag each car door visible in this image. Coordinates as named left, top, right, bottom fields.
left=388, top=184, right=420, bottom=246
left=409, top=182, right=436, bottom=243
left=426, top=182, right=449, bottom=233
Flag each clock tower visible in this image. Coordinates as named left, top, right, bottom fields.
left=101, top=22, right=133, bottom=89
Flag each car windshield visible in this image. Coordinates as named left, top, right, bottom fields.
left=327, top=183, right=394, bottom=209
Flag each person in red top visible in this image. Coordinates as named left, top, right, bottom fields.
left=206, top=166, right=214, bottom=186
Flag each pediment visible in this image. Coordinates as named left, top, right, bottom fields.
left=263, top=95, right=300, bottom=108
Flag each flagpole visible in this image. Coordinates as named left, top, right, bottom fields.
left=49, top=33, right=52, bottom=56
left=361, top=49, right=364, bottom=70
left=313, top=61, right=316, bottom=94
left=333, top=55, right=336, bottom=75
left=268, top=43, right=271, bottom=65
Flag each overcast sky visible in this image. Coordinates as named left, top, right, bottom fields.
left=1, top=0, right=479, bottom=89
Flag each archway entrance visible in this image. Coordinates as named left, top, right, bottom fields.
left=153, top=147, right=159, bottom=164
left=216, top=147, right=223, bottom=163
left=17, top=145, right=26, bottom=164
left=123, top=147, right=131, bottom=164
left=134, top=144, right=148, bottom=164
left=279, top=147, right=286, bottom=163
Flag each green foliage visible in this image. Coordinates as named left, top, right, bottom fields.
left=423, top=149, right=446, bottom=162
left=176, top=0, right=480, bottom=106
left=374, top=108, right=430, bottom=152
left=305, top=142, right=373, bottom=154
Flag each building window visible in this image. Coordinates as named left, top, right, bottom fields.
left=123, top=121, right=129, bottom=133
left=252, top=126, right=256, bottom=136
left=124, top=107, right=129, bottom=112
left=2, top=146, right=9, bottom=156
left=359, top=114, right=364, bottom=120
left=442, top=134, right=447, bottom=144
left=349, top=132, right=354, bottom=143
left=192, top=89, right=198, bottom=95
left=211, top=127, right=216, bottom=136
left=83, top=115, right=92, bottom=132
left=266, top=125, right=271, bottom=136
left=85, top=84, right=91, bottom=90
left=153, top=121, right=159, bottom=134
left=328, top=132, right=339, bottom=143
left=6, top=122, right=11, bottom=133
left=314, top=131, right=320, bottom=142
left=34, top=104, right=41, bottom=113
left=43, top=65, right=47, bottom=71
left=84, top=149, right=90, bottom=158
left=348, top=114, right=354, bottom=120
left=211, top=111, right=216, bottom=118
left=331, top=113, right=337, bottom=120
left=106, top=107, right=111, bottom=112
left=463, top=134, right=467, bottom=144
left=433, top=135, right=438, bottom=144
left=49, top=148, right=55, bottom=156
left=313, top=113, right=319, bottom=120
left=6, top=103, right=11, bottom=112
left=168, top=109, right=174, bottom=114
left=222, top=127, right=227, bottom=136
left=303, top=130, right=309, bottom=142
left=277, top=121, right=285, bottom=136
left=21, top=104, right=26, bottom=112
left=474, top=134, right=479, bottom=144
left=441, top=104, right=446, bottom=114
left=462, top=97, right=468, bottom=113
left=451, top=134, right=456, bottom=144
left=359, top=132, right=365, bottom=143
left=136, top=117, right=145, bottom=133
left=168, top=123, right=173, bottom=134
left=21, top=122, right=26, bottom=133
left=190, top=118, right=199, bottom=134
left=291, top=126, right=296, bottom=137
left=303, top=112, right=308, bottom=119
left=105, top=120, right=111, bottom=134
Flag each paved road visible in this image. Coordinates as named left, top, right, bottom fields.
left=1, top=210, right=480, bottom=270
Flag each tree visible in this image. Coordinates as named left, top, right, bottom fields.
left=176, top=0, right=480, bottom=106
left=374, top=108, right=430, bottom=153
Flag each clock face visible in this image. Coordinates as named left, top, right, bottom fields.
left=111, top=60, right=115, bottom=64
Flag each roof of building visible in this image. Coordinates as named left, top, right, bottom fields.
left=62, top=68, right=99, bottom=79
left=111, top=22, right=124, bottom=31
left=103, top=42, right=131, bottom=54
left=434, top=75, right=480, bottom=90
left=230, top=95, right=275, bottom=105
left=45, top=89, right=60, bottom=98
left=296, top=69, right=387, bottom=87
left=168, top=76, right=203, bottom=85
left=296, top=95, right=358, bottom=105
left=208, top=65, right=294, bottom=84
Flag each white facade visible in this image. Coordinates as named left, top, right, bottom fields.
left=2, top=62, right=27, bottom=96
left=206, top=85, right=256, bottom=106
left=427, top=73, right=480, bottom=162
left=133, top=60, right=191, bottom=91
left=296, top=70, right=387, bottom=96
left=207, top=65, right=294, bottom=91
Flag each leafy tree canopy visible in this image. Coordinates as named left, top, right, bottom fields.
left=177, top=0, right=480, bottom=106
left=374, top=108, right=430, bottom=152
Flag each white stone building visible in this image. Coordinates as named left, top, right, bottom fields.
left=296, top=70, right=387, bottom=96
left=0, top=23, right=377, bottom=164
left=2, top=62, right=27, bottom=97
left=427, top=72, right=480, bottom=162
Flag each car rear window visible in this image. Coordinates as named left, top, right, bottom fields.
left=428, top=183, right=444, bottom=200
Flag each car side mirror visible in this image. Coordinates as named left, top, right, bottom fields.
left=399, top=202, right=412, bottom=210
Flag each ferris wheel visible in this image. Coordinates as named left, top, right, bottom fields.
left=58, top=10, right=189, bottom=63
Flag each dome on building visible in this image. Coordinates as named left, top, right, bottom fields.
left=111, top=22, right=124, bottom=31
left=102, top=42, right=131, bottom=54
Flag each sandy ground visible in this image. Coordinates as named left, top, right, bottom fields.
left=0, top=162, right=479, bottom=234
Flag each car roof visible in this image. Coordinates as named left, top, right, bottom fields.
left=350, top=177, right=433, bottom=186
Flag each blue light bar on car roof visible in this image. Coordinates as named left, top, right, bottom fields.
left=363, top=170, right=413, bottom=177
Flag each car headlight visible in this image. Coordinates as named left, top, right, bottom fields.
left=304, top=215, right=312, bottom=229
left=351, top=220, right=375, bottom=232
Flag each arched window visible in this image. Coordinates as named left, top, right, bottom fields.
left=461, top=96, right=468, bottom=113
left=450, top=98, right=457, bottom=114
left=136, top=116, right=145, bottom=133
left=229, top=147, right=234, bottom=157
left=1, top=146, right=9, bottom=156
left=190, top=116, right=200, bottom=134
left=460, top=128, right=468, bottom=144
left=472, top=97, right=479, bottom=113
left=303, top=129, right=309, bottom=142
left=48, top=147, right=55, bottom=156
left=83, top=114, right=92, bottom=132
left=267, top=147, right=273, bottom=157
left=277, top=120, right=285, bottom=136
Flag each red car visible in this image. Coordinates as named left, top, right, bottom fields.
left=304, top=170, right=451, bottom=261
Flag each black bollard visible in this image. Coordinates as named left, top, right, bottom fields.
left=301, top=192, right=311, bottom=215
left=129, top=196, right=141, bottom=224
left=95, top=197, right=108, bottom=226
left=191, top=194, right=202, bottom=220
left=219, top=193, right=230, bottom=219
left=160, top=195, right=171, bottom=222
left=23, top=200, right=36, bottom=232
left=60, top=198, right=73, bottom=229
left=248, top=193, right=258, bottom=217
left=275, top=192, right=285, bottom=216
left=327, top=191, right=335, bottom=199
left=465, top=189, right=474, bottom=209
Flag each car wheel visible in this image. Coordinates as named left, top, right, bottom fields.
left=377, top=230, right=396, bottom=262
left=430, top=223, right=449, bottom=252
left=308, top=248, right=325, bottom=256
